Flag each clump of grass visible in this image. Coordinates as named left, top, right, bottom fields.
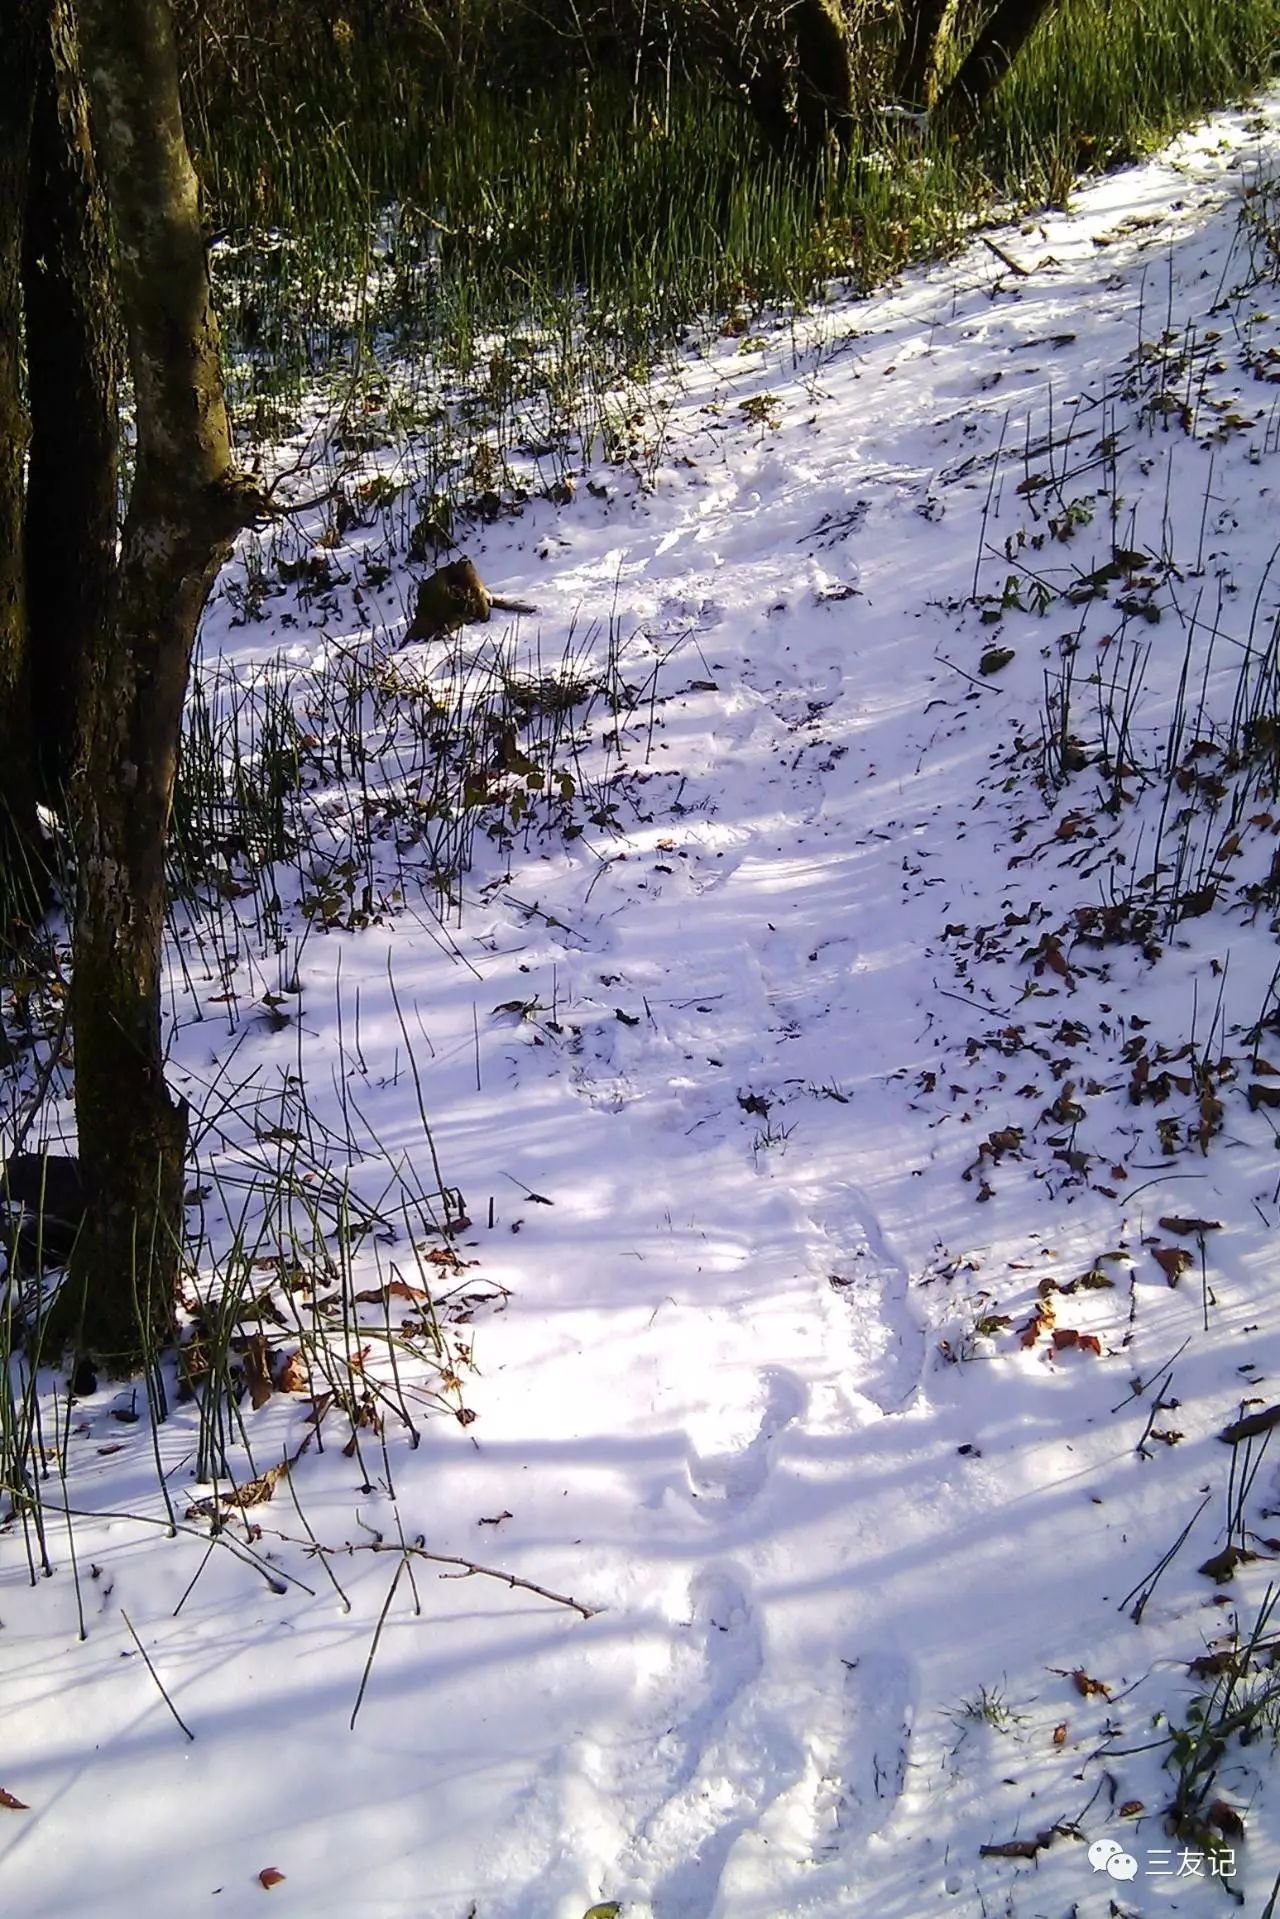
left=943, top=1680, right=1026, bottom=1738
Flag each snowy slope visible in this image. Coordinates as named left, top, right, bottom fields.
left=7, top=97, right=1280, bottom=1919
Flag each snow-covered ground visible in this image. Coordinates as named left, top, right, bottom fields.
left=8, top=97, right=1280, bottom=1919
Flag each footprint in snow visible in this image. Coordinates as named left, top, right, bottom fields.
left=623, top=1566, right=802, bottom=1919
left=811, top=1647, right=914, bottom=1860
left=685, top=1367, right=808, bottom=1512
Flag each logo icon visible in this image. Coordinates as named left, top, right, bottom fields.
left=1088, top=1839, right=1139, bottom=1880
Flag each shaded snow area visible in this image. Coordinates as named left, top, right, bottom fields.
left=12, top=97, right=1280, bottom=1919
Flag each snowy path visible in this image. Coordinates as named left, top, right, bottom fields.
left=8, top=98, right=1280, bottom=1919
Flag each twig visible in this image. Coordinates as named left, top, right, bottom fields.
left=314, top=1536, right=600, bottom=1619
left=121, top=1610, right=195, bottom=1741
left=420, top=1546, right=600, bottom=1617
left=350, top=1557, right=406, bottom=1731
left=1119, top=1492, right=1211, bottom=1624
left=982, top=233, right=1032, bottom=277
left=62, top=1503, right=313, bottom=1596
left=1109, top=1337, right=1191, bottom=1412
left=937, top=654, right=999, bottom=693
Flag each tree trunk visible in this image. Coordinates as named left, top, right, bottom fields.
left=895, top=0, right=954, bottom=110
left=23, top=0, right=119, bottom=811
left=68, top=0, right=258, bottom=1366
left=936, top=0, right=1059, bottom=127
left=746, top=0, right=854, bottom=164
left=792, top=0, right=854, bottom=156
left=0, top=3, right=42, bottom=937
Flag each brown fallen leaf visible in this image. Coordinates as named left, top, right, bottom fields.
left=1050, top=1327, right=1103, bottom=1355
left=1198, top=1546, right=1253, bottom=1584
left=259, top=1866, right=286, bottom=1889
left=1052, top=1723, right=1068, bottom=1747
left=242, top=1332, right=274, bottom=1411
left=186, top=1461, right=289, bottom=1521
left=1152, top=1245, right=1193, bottom=1285
left=354, top=1278, right=428, bottom=1305
left=1207, top=1799, right=1245, bottom=1840
left=0, top=1789, right=29, bottom=1811
left=1073, top=1669, right=1111, bottom=1698
left=277, top=1351, right=310, bottom=1394
left=1189, top=1650, right=1241, bottom=1679
left=1018, top=1301, right=1055, bottom=1347
left=1158, top=1216, right=1222, bottom=1236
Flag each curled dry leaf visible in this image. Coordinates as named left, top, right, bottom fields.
left=1158, top=1216, right=1222, bottom=1236
left=1207, top=1800, right=1245, bottom=1840
left=0, top=1788, right=29, bottom=1811
left=1152, top=1245, right=1193, bottom=1285
left=1198, top=1545, right=1253, bottom=1583
left=242, top=1332, right=274, bottom=1411
left=259, top=1867, right=286, bottom=1889
left=1072, top=1669, right=1111, bottom=1698
left=1051, top=1327, right=1103, bottom=1355
left=277, top=1351, right=309, bottom=1394
left=1018, top=1301, right=1055, bottom=1347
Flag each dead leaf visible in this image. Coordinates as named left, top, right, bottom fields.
left=277, top=1351, right=310, bottom=1394
left=1119, top=1800, right=1145, bottom=1818
left=259, top=1867, right=286, bottom=1889
left=1158, top=1215, right=1222, bottom=1236
left=1072, top=1669, right=1111, bottom=1698
left=1189, top=1651, right=1241, bottom=1678
left=1152, top=1245, right=1193, bottom=1285
left=1018, top=1301, right=1055, bottom=1347
left=1207, top=1800, right=1245, bottom=1840
left=241, top=1332, right=274, bottom=1411
left=1052, top=1723, right=1067, bottom=1747
left=1198, top=1546, right=1253, bottom=1584
left=0, top=1789, right=29, bottom=1811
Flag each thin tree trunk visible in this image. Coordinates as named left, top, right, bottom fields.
left=792, top=0, right=854, bottom=156
left=936, top=0, right=1059, bottom=127
left=746, top=0, right=854, bottom=164
left=68, top=0, right=259, bottom=1365
left=0, top=3, right=41, bottom=935
left=895, top=0, right=954, bottom=110
left=23, top=0, right=119, bottom=812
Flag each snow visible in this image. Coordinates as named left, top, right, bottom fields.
left=7, top=97, right=1280, bottom=1918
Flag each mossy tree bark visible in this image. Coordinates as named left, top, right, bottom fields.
left=747, top=0, right=854, bottom=164
left=935, top=0, right=1059, bottom=128
left=895, top=0, right=954, bottom=109
left=0, top=4, right=42, bottom=937
left=67, top=0, right=259, bottom=1366
left=23, top=0, right=119, bottom=811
